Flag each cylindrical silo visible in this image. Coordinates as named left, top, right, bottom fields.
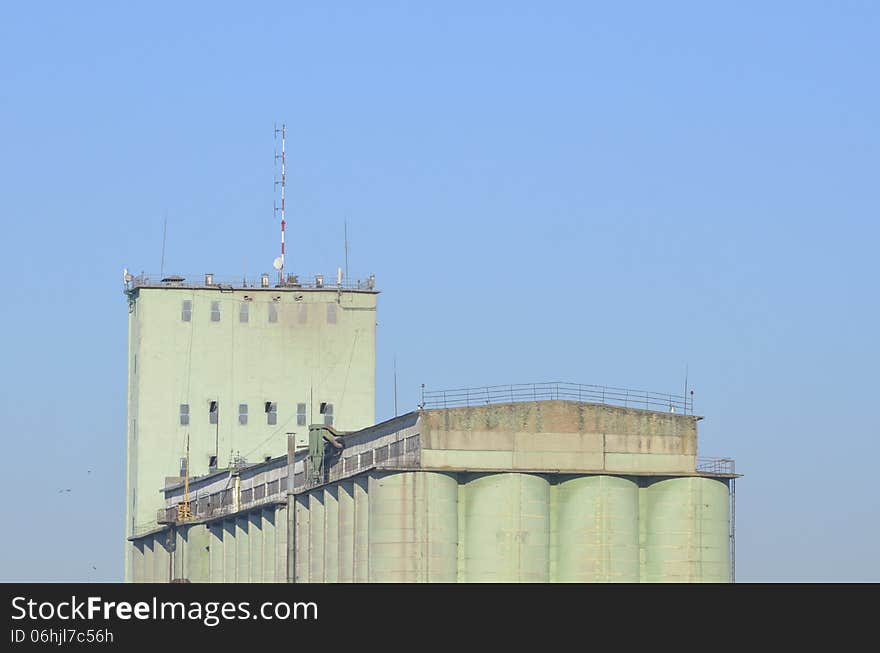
left=322, top=487, right=339, bottom=583
left=208, top=522, right=224, bottom=583
left=368, top=471, right=458, bottom=582
left=235, top=515, right=249, bottom=583
left=247, top=512, right=263, bottom=583
left=643, top=477, right=730, bottom=582
left=463, top=473, right=550, bottom=582
left=153, top=533, right=169, bottom=583
left=353, top=477, right=369, bottom=582
left=555, top=475, right=640, bottom=582
left=140, top=539, right=153, bottom=583
left=337, top=481, right=355, bottom=583
left=260, top=508, right=277, bottom=583
left=308, top=491, right=325, bottom=582
left=132, top=541, right=146, bottom=583
left=222, top=519, right=235, bottom=582
left=292, top=495, right=311, bottom=583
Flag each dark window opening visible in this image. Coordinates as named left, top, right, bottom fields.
left=320, top=402, right=333, bottom=426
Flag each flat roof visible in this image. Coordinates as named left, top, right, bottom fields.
left=126, top=272, right=379, bottom=294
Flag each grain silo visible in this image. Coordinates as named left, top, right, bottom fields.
left=129, top=386, right=737, bottom=582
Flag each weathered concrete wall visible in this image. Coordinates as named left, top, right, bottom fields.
left=136, top=472, right=729, bottom=583
left=289, top=470, right=730, bottom=583
left=131, top=505, right=288, bottom=583
left=419, top=401, right=698, bottom=474
left=125, top=285, right=377, bottom=580
left=134, top=402, right=729, bottom=583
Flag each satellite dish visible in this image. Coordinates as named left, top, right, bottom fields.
left=272, top=256, right=283, bottom=271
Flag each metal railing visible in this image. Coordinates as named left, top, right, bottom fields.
left=295, top=434, right=422, bottom=491
left=420, top=382, right=694, bottom=414
left=696, top=457, right=736, bottom=475
left=127, top=272, right=376, bottom=291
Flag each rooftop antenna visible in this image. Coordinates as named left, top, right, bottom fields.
left=393, top=355, right=399, bottom=417
left=344, top=219, right=349, bottom=283
left=274, top=123, right=287, bottom=284
left=160, top=211, right=168, bottom=277
left=684, top=364, right=689, bottom=415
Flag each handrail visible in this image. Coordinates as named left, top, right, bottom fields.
left=420, top=381, right=694, bottom=414
left=127, top=272, right=376, bottom=291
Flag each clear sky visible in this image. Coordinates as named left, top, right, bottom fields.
left=0, top=1, right=877, bottom=582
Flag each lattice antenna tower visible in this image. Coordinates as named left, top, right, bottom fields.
left=273, top=123, right=287, bottom=283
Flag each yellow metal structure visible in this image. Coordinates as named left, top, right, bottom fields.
left=177, top=434, right=193, bottom=522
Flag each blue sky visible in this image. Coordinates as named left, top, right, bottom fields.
left=0, top=1, right=877, bottom=581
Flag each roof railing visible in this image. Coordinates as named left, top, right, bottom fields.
left=127, top=272, right=376, bottom=291
left=419, top=381, right=694, bottom=414
left=696, top=457, right=736, bottom=475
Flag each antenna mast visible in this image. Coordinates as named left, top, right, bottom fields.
left=274, top=123, right=287, bottom=284
left=160, top=211, right=168, bottom=277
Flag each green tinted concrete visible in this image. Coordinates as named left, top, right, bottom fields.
left=124, top=285, right=376, bottom=579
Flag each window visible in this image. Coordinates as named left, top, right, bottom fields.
left=320, top=402, right=333, bottom=426
left=268, top=300, right=278, bottom=323
left=179, top=404, right=189, bottom=426
left=211, top=301, right=221, bottom=322
left=296, top=403, right=307, bottom=426
left=209, top=401, right=218, bottom=425
left=327, top=303, right=337, bottom=324
left=181, top=300, right=192, bottom=322
left=265, top=401, right=277, bottom=425
left=239, top=301, right=249, bottom=323
left=208, top=455, right=217, bottom=469
left=239, top=403, right=248, bottom=425
left=179, top=458, right=187, bottom=477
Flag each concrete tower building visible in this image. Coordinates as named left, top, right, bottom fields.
left=122, top=272, right=378, bottom=581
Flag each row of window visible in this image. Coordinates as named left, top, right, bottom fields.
left=180, top=300, right=337, bottom=324
left=179, top=402, right=333, bottom=427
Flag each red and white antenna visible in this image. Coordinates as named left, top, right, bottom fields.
left=273, top=123, right=287, bottom=282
